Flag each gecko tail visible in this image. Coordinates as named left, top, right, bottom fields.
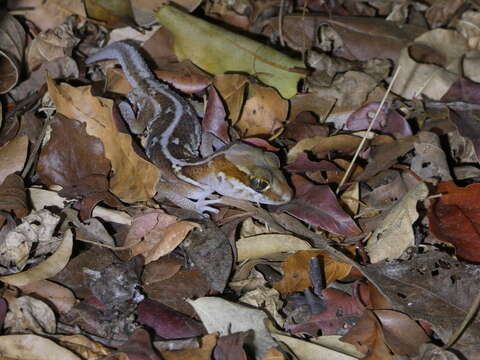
left=85, top=41, right=155, bottom=86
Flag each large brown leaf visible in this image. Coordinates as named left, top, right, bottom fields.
left=46, top=78, right=160, bottom=202
left=428, top=181, right=480, bottom=262
left=37, top=114, right=112, bottom=213
left=274, top=175, right=362, bottom=236
left=362, top=251, right=480, bottom=359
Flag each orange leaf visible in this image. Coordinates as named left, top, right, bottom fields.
left=273, top=250, right=352, bottom=295
left=428, top=181, right=480, bottom=262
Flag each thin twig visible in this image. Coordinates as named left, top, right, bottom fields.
left=21, top=115, right=52, bottom=179
left=278, top=0, right=286, bottom=47
left=336, top=66, right=402, bottom=194
left=443, top=291, right=480, bottom=349
left=76, top=236, right=142, bottom=251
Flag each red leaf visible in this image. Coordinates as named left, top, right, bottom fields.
left=428, top=181, right=480, bottom=262
left=274, top=175, right=362, bottom=236
left=137, top=299, right=206, bottom=339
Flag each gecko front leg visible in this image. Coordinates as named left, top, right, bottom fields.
left=155, top=181, right=222, bottom=215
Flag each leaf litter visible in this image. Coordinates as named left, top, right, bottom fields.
left=0, top=1, right=480, bottom=359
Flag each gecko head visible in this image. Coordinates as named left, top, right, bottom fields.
left=212, top=142, right=293, bottom=204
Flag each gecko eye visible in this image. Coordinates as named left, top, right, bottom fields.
left=249, top=176, right=270, bottom=192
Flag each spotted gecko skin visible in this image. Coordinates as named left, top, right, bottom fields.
left=86, top=41, right=292, bottom=213
left=86, top=41, right=202, bottom=166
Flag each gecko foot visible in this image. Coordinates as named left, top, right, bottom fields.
left=195, top=199, right=222, bottom=215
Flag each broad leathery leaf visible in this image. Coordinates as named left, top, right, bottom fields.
left=0, top=334, right=81, bottom=360
left=59, top=334, right=127, bottom=359
left=19, top=280, right=76, bottom=314
left=155, top=5, right=305, bottom=99
left=188, top=297, right=277, bottom=360
left=0, top=229, right=73, bottom=286
left=46, top=78, right=160, bottom=202
left=236, top=234, right=311, bottom=261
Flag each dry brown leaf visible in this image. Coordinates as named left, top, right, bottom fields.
left=143, top=221, right=201, bottom=264
left=287, top=135, right=363, bottom=164
left=125, top=210, right=198, bottom=263
left=235, top=83, right=288, bottom=137
left=0, top=229, right=73, bottom=287
left=4, top=295, right=56, bottom=334
left=213, top=74, right=249, bottom=124
left=274, top=334, right=360, bottom=360
left=0, top=334, right=81, bottom=359
left=366, top=182, right=428, bottom=263
left=261, top=348, right=285, bottom=360
left=19, top=279, right=76, bottom=314
left=59, top=335, right=126, bottom=360
left=273, top=250, right=352, bottom=296
left=0, top=135, right=28, bottom=184
left=161, top=333, right=217, bottom=360
left=236, top=234, right=311, bottom=261
left=46, top=78, right=160, bottom=202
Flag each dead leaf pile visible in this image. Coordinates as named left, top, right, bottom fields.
left=0, top=1, right=479, bottom=359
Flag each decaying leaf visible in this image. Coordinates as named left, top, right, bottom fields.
left=0, top=135, right=28, bottom=184
left=273, top=250, right=352, bottom=295
left=0, top=229, right=73, bottom=287
left=188, top=297, right=277, bottom=360
left=366, top=182, right=429, bottom=263
left=4, top=295, right=57, bottom=334
left=46, top=78, right=160, bottom=202
left=0, top=334, right=81, bottom=360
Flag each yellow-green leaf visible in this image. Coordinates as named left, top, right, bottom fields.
left=155, top=5, right=305, bottom=99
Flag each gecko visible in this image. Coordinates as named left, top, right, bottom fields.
left=86, top=41, right=292, bottom=214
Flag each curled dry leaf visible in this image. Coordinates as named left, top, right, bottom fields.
left=155, top=6, right=305, bottom=99
left=188, top=297, right=277, bottom=360
left=0, top=334, right=81, bottom=360
left=46, top=78, right=160, bottom=202
left=213, top=74, right=248, bottom=124
left=366, top=182, right=428, bottom=263
left=26, top=22, right=79, bottom=72
left=19, top=279, right=77, bottom=314
left=0, top=209, right=61, bottom=272
left=236, top=234, right=311, bottom=261
left=287, top=135, right=362, bottom=164
left=273, top=250, right=352, bottom=296
left=125, top=209, right=200, bottom=264
left=274, top=175, right=362, bottom=236
left=340, top=310, right=393, bottom=360
left=59, top=334, right=125, bottom=360
left=235, top=83, right=289, bottom=137
left=0, top=174, right=28, bottom=220
left=4, top=295, right=57, bottom=334
left=0, top=135, right=28, bottom=184
left=392, top=29, right=476, bottom=100
left=161, top=333, right=217, bottom=360
left=0, top=229, right=73, bottom=287
left=0, top=11, right=26, bottom=93
left=274, top=334, right=360, bottom=360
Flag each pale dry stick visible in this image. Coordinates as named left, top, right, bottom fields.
left=443, top=291, right=480, bottom=349
left=336, top=66, right=402, bottom=194
left=76, top=236, right=142, bottom=251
